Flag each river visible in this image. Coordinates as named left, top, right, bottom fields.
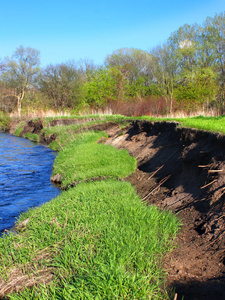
left=0, top=132, right=61, bottom=234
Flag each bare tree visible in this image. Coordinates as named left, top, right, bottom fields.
left=39, top=62, right=83, bottom=109
left=1, top=46, right=40, bottom=116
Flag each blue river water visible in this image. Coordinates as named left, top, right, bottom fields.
left=0, top=132, right=61, bottom=234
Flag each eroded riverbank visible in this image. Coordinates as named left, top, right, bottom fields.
left=3, top=116, right=225, bottom=299
left=0, top=118, right=179, bottom=299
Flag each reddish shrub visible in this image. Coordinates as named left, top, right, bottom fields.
left=108, top=97, right=169, bottom=116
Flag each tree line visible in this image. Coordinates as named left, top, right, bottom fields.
left=0, top=12, right=225, bottom=116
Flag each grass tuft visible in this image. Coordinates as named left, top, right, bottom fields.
left=24, top=132, right=39, bottom=143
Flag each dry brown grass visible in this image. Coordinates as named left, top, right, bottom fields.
left=0, top=263, right=54, bottom=298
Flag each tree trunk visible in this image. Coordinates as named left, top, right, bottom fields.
left=17, top=89, right=24, bottom=117
left=170, top=96, right=173, bottom=114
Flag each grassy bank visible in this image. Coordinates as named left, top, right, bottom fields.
left=0, top=120, right=180, bottom=299
left=43, top=113, right=225, bottom=135
left=12, top=113, right=225, bottom=142
left=136, top=115, right=225, bottom=134
left=175, top=115, right=225, bottom=134
left=52, top=131, right=136, bottom=188
left=0, top=181, right=179, bottom=299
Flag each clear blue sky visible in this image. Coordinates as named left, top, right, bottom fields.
left=0, top=0, right=225, bottom=67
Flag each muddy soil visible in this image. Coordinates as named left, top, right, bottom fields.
left=104, top=120, right=225, bottom=300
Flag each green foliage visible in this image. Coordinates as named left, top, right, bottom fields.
left=105, top=48, right=153, bottom=101
left=82, top=67, right=121, bottom=107
left=175, top=67, right=219, bottom=109
left=0, top=112, right=11, bottom=130
left=149, top=43, right=178, bottom=113
left=1, top=12, right=225, bottom=115
left=125, top=75, right=151, bottom=98
left=105, top=48, right=151, bottom=82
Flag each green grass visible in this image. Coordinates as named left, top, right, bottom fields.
left=175, top=115, right=225, bottom=134
left=41, top=116, right=132, bottom=152
left=53, top=131, right=136, bottom=187
left=42, top=113, right=225, bottom=136
left=0, top=115, right=181, bottom=299
left=1, top=180, right=179, bottom=299
left=14, top=121, right=26, bottom=137
left=42, top=123, right=88, bottom=151
left=24, top=132, right=39, bottom=143
left=0, top=112, right=11, bottom=131
left=135, top=115, right=225, bottom=134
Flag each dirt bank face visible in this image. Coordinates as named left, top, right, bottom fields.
left=20, top=119, right=43, bottom=135
left=106, top=120, right=225, bottom=300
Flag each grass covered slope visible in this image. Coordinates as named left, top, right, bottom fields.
left=0, top=120, right=180, bottom=299
left=52, top=131, right=136, bottom=187
left=176, top=115, right=225, bottom=134
left=0, top=181, right=179, bottom=299
left=42, top=114, right=225, bottom=138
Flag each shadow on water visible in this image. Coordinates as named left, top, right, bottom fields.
left=0, top=132, right=61, bottom=234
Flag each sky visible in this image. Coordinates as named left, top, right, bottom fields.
left=0, top=0, right=225, bottom=67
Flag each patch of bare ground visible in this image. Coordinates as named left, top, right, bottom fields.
left=48, top=117, right=98, bottom=127
left=0, top=258, right=54, bottom=298
left=106, top=120, right=225, bottom=300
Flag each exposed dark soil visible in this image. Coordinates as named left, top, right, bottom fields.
left=8, top=118, right=225, bottom=299
left=105, top=120, right=225, bottom=300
